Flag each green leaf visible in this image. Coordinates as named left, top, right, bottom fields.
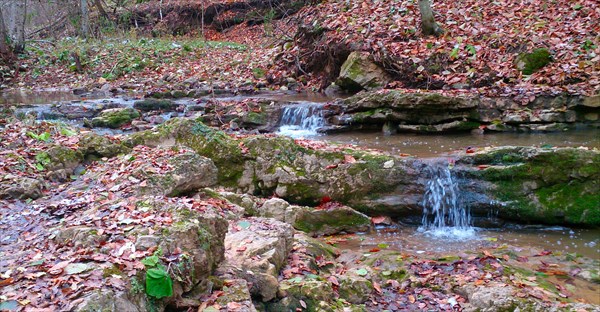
left=141, top=255, right=160, bottom=268
left=38, top=132, right=51, bottom=142
left=237, top=220, right=251, bottom=229
left=145, top=267, right=173, bottom=299
left=35, top=163, right=45, bottom=171
left=377, top=243, right=389, bottom=249
left=356, top=268, right=368, bottom=276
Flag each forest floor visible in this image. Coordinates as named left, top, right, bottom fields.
left=3, top=0, right=598, bottom=103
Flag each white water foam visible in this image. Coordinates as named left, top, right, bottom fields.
left=418, top=160, right=476, bottom=240
left=277, top=103, right=325, bottom=138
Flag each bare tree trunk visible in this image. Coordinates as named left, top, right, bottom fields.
left=0, top=7, right=13, bottom=61
left=418, top=0, right=442, bottom=37
left=81, top=0, right=89, bottom=37
left=13, top=0, right=27, bottom=53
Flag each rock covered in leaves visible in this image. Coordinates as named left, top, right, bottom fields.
left=217, top=218, right=294, bottom=301
left=137, top=152, right=218, bottom=197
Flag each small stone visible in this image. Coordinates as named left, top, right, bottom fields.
left=383, top=160, right=394, bottom=169
left=280, top=85, right=288, bottom=91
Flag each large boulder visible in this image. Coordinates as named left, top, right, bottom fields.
left=217, top=218, right=294, bottom=301
left=336, top=52, right=392, bottom=92
left=457, top=147, right=600, bottom=226
left=136, top=152, right=218, bottom=197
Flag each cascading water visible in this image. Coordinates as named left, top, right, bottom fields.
left=277, top=103, right=325, bottom=137
left=418, top=160, right=475, bottom=239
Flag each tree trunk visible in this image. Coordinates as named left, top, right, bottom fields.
left=81, top=0, right=89, bottom=37
left=11, top=0, right=27, bottom=53
left=0, top=7, right=14, bottom=63
left=418, top=0, right=442, bottom=36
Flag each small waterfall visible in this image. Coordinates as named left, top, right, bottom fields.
left=277, top=103, right=325, bottom=137
left=418, top=160, right=475, bottom=239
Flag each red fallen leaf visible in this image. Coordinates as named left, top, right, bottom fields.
left=0, top=277, right=14, bottom=287
left=373, top=281, right=382, bottom=294
left=477, top=165, right=490, bottom=170
left=418, top=302, right=427, bottom=309
left=227, top=302, right=242, bottom=309
left=320, top=196, right=331, bottom=205
left=369, top=248, right=381, bottom=253
left=344, top=155, right=356, bottom=164
left=408, top=294, right=416, bottom=303
left=502, top=254, right=510, bottom=261
left=482, top=250, right=493, bottom=257
left=386, top=279, right=400, bottom=288
left=517, top=256, right=528, bottom=262
left=399, top=153, right=411, bottom=157
left=325, top=164, right=338, bottom=169
left=535, top=250, right=552, bottom=256
left=466, top=148, right=476, bottom=154
left=236, top=246, right=247, bottom=252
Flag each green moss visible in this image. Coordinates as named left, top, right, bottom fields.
left=103, top=265, right=124, bottom=278
left=456, top=121, right=481, bottom=131
left=477, top=148, right=600, bottom=226
left=517, top=48, right=552, bottom=75
left=243, top=111, right=267, bottom=125
left=91, top=108, right=140, bottom=129
left=293, top=207, right=370, bottom=234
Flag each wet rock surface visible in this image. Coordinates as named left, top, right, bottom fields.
left=325, top=90, right=600, bottom=134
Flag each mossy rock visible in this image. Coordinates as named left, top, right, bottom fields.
left=133, top=99, right=176, bottom=112
left=79, top=133, right=130, bottom=158
left=516, top=48, right=552, bottom=75
left=293, top=205, right=371, bottom=236
left=91, top=108, right=140, bottom=129
left=470, top=147, right=600, bottom=226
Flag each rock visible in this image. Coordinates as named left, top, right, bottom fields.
left=293, top=205, right=371, bottom=236
left=337, top=275, right=372, bottom=304
left=72, top=289, right=145, bottom=312
left=91, top=107, right=140, bottom=128
left=0, top=177, right=44, bottom=200
left=515, top=48, right=552, bottom=75
left=336, top=51, right=392, bottom=91
left=259, top=198, right=290, bottom=221
left=53, top=226, right=108, bottom=248
left=274, top=279, right=335, bottom=310
left=133, top=99, right=177, bottom=112
left=218, top=218, right=294, bottom=301
left=214, top=279, right=257, bottom=311
left=582, top=95, right=600, bottom=108
left=458, top=283, right=523, bottom=312
left=458, top=147, right=600, bottom=226
left=134, top=235, right=160, bottom=251
left=137, top=152, right=218, bottom=197
left=42, top=146, right=84, bottom=181
left=78, top=133, right=130, bottom=158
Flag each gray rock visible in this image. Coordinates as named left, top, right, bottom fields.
left=0, top=177, right=44, bottom=200
left=337, top=51, right=392, bottom=91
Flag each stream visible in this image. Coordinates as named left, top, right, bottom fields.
left=3, top=91, right=600, bottom=306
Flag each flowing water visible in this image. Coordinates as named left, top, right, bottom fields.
left=418, top=160, right=474, bottom=239
left=277, top=102, right=326, bottom=137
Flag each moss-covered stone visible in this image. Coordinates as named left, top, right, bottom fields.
left=79, top=133, right=130, bottom=158
left=516, top=48, right=552, bottom=75
left=293, top=205, right=371, bottom=236
left=470, top=147, right=600, bottom=226
left=133, top=99, right=176, bottom=112
left=91, top=108, right=140, bottom=129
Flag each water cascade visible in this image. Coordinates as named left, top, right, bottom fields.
left=418, top=160, right=475, bottom=239
left=277, top=103, right=326, bottom=137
